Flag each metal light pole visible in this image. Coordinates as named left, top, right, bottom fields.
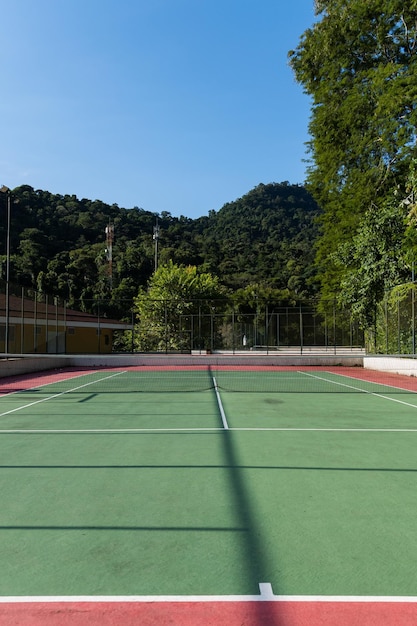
left=0, top=185, right=11, bottom=355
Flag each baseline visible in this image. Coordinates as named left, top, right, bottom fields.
left=1, top=585, right=416, bottom=626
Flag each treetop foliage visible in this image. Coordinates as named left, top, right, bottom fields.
left=289, top=0, right=417, bottom=319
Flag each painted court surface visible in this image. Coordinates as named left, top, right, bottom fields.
left=0, top=364, right=416, bottom=625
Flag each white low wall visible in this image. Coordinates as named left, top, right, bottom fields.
left=71, top=354, right=364, bottom=368
left=363, top=356, right=417, bottom=377
left=0, top=357, right=67, bottom=378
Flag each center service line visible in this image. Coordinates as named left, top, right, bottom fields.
left=212, top=377, right=229, bottom=430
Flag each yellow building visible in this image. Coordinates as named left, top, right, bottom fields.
left=0, top=293, right=132, bottom=354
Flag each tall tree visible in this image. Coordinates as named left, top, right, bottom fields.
left=289, top=1, right=417, bottom=308
left=335, top=195, right=410, bottom=325
left=134, top=261, right=226, bottom=351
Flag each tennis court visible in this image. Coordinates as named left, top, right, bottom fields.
left=0, top=358, right=417, bottom=625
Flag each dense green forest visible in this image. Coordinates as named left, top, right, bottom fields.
left=0, top=182, right=320, bottom=319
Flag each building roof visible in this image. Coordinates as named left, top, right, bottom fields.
left=0, top=293, right=133, bottom=330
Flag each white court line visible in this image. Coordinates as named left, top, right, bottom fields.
left=212, top=376, right=229, bottom=430
left=2, top=427, right=417, bottom=434
left=0, top=428, right=226, bottom=434
left=230, top=427, right=417, bottom=432
left=1, top=580, right=417, bottom=603
left=0, top=370, right=106, bottom=398
left=0, top=371, right=126, bottom=418
left=300, top=370, right=417, bottom=410
left=318, top=369, right=417, bottom=394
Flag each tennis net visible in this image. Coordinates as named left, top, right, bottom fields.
left=1, top=353, right=417, bottom=394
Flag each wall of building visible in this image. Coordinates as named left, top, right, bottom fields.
left=0, top=321, right=113, bottom=354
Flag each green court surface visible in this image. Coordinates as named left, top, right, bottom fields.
left=0, top=366, right=417, bottom=603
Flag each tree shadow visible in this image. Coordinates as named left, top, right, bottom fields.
left=220, top=429, right=283, bottom=625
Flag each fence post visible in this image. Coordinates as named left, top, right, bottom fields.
left=232, top=308, right=235, bottom=354
left=131, top=308, right=135, bottom=354
left=33, top=292, right=37, bottom=353
left=64, top=300, right=67, bottom=354
left=97, top=300, right=101, bottom=354
left=412, top=262, right=415, bottom=355
left=276, top=313, right=279, bottom=349
left=164, top=301, right=168, bottom=353
left=21, top=287, right=24, bottom=353
left=45, top=294, right=49, bottom=353
left=398, top=295, right=400, bottom=354
left=55, top=296, right=58, bottom=354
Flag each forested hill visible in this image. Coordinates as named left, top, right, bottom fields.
left=192, top=182, right=320, bottom=292
left=0, top=182, right=320, bottom=316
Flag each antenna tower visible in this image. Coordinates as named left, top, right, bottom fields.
left=105, top=223, right=115, bottom=288
left=153, top=218, right=160, bottom=271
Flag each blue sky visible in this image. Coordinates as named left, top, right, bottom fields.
left=1, top=0, right=316, bottom=219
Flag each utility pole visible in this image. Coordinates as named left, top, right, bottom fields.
left=0, top=185, right=11, bottom=355
left=153, top=219, right=160, bottom=271
left=105, top=224, right=114, bottom=289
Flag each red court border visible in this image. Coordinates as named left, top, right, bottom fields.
left=1, top=599, right=417, bottom=626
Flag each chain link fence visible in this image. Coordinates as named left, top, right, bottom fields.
left=131, top=298, right=364, bottom=354
left=0, top=281, right=134, bottom=354
left=1, top=281, right=366, bottom=354
left=368, top=283, right=417, bottom=354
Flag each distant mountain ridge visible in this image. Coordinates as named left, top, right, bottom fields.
left=0, top=182, right=321, bottom=316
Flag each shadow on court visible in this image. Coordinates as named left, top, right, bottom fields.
left=220, top=429, right=283, bottom=626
